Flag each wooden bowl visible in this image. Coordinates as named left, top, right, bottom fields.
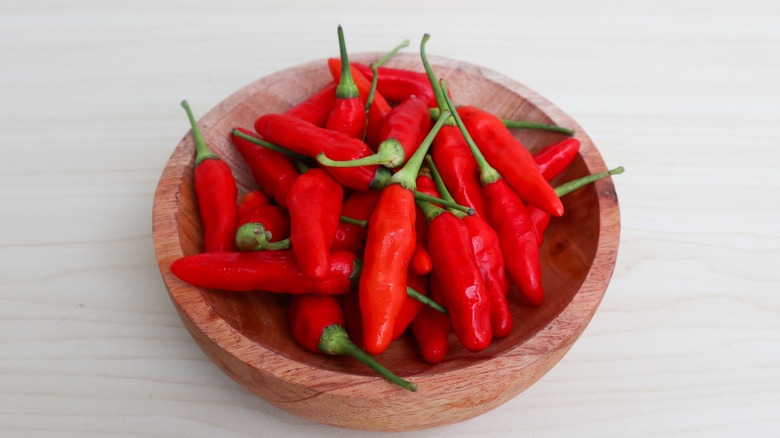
left=152, top=53, right=620, bottom=431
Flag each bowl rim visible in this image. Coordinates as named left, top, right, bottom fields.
left=152, top=53, right=620, bottom=400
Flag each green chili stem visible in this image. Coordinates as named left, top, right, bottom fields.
left=365, top=39, right=410, bottom=112
left=554, top=166, right=624, bottom=197
left=390, top=109, right=452, bottom=190
left=429, top=108, right=574, bottom=135
left=335, top=25, right=359, bottom=99
left=319, top=325, right=417, bottom=392
left=416, top=198, right=446, bottom=224
left=503, top=120, right=575, bottom=135
left=181, top=100, right=217, bottom=165
left=230, top=129, right=310, bottom=162
left=439, top=79, right=501, bottom=186
left=317, top=139, right=405, bottom=169
left=340, top=215, right=368, bottom=228
left=412, top=192, right=473, bottom=215
left=407, top=286, right=448, bottom=315
left=424, top=155, right=467, bottom=219
left=420, top=34, right=450, bottom=114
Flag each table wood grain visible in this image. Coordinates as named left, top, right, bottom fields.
left=1, top=1, right=778, bottom=436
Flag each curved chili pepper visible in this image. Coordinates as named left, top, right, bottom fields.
left=181, top=100, right=237, bottom=253
left=325, top=26, right=366, bottom=139
left=289, top=294, right=416, bottom=391
left=332, top=190, right=380, bottom=254
left=425, top=155, right=511, bottom=337
left=287, top=168, right=343, bottom=281
left=230, top=128, right=299, bottom=208
left=376, top=96, right=431, bottom=167
left=284, top=82, right=337, bottom=127
left=327, top=58, right=392, bottom=148
left=359, top=110, right=452, bottom=355
left=419, top=202, right=492, bottom=352
left=459, top=106, right=563, bottom=217
left=534, top=138, right=581, bottom=181
left=254, top=113, right=391, bottom=191
left=170, top=250, right=360, bottom=295
left=353, top=62, right=437, bottom=107
left=234, top=191, right=291, bottom=251
left=439, top=80, right=545, bottom=307
left=391, top=273, right=427, bottom=340
left=410, top=272, right=451, bottom=364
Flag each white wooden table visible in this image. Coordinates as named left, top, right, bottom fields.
left=2, top=1, right=778, bottom=436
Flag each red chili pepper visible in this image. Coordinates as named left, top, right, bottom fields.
left=287, top=168, right=343, bottom=281
left=254, top=113, right=391, bottom=191
left=234, top=191, right=291, bottom=251
left=327, top=58, right=392, bottom=148
left=459, top=106, right=563, bottom=217
left=359, top=111, right=452, bottom=355
left=430, top=127, right=486, bottom=217
left=438, top=80, right=545, bottom=307
left=235, top=190, right=268, bottom=218
left=419, top=203, right=492, bottom=352
left=527, top=138, right=581, bottom=243
left=284, top=82, right=337, bottom=127
left=534, top=138, right=581, bottom=181
left=353, top=62, right=437, bottom=107
left=288, top=294, right=416, bottom=391
left=391, top=273, right=427, bottom=340
left=376, top=96, right=431, bottom=167
left=170, top=250, right=359, bottom=295
left=332, top=190, right=380, bottom=254
left=425, top=155, right=511, bottom=337
left=409, top=169, right=440, bottom=276
left=325, top=26, right=366, bottom=139
left=181, top=100, right=237, bottom=253
left=410, top=272, right=450, bottom=364
left=230, top=128, right=299, bottom=208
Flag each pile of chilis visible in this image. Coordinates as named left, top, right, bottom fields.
left=171, top=28, right=623, bottom=392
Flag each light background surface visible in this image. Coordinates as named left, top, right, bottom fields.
left=1, top=1, right=778, bottom=436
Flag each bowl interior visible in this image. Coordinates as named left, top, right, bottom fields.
left=168, top=53, right=609, bottom=377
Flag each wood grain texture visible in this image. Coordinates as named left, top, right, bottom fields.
left=152, top=53, right=619, bottom=431
left=2, top=1, right=779, bottom=436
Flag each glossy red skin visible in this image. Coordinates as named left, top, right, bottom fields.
left=285, top=82, right=337, bottom=127
left=254, top=114, right=381, bottom=191
left=483, top=179, right=544, bottom=307
left=463, top=215, right=512, bottom=338
left=230, top=128, right=299, bottom=208
left=460, top=106, right=563, bottom=217
left=170, top=250, right=357, bottom=295
left=236, top=203, right=291, bottom=245
left=529, top=138, right=581, bottom=243
left=427, top=211, right=492, bottom=352
left=327, top=58, right=392, bottom=148
left=194, top=158, right=237, bottom=252
left=359, top=184, right=416, bottom=355
left=431, top=126, right=487, bottom=218
left=339, top=291, right=364, bottom=349
left=326, top=95, right=366, bottom=139
left=377, top=96, right=432, bottom=162
left=353, top=63, right=437, bottom=107
left=410, top=272, right=451, bottom=364
left=236, top=190, right=269, bottom=219
left=289, top=294, right=346, bottom=353
left=287, top=169, right=343, bottom=281
left=409, top=173, right=439, bottom=275
left=534, top=138, right=581, bottom=181
left=332, top=190, right=381, bottom=254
